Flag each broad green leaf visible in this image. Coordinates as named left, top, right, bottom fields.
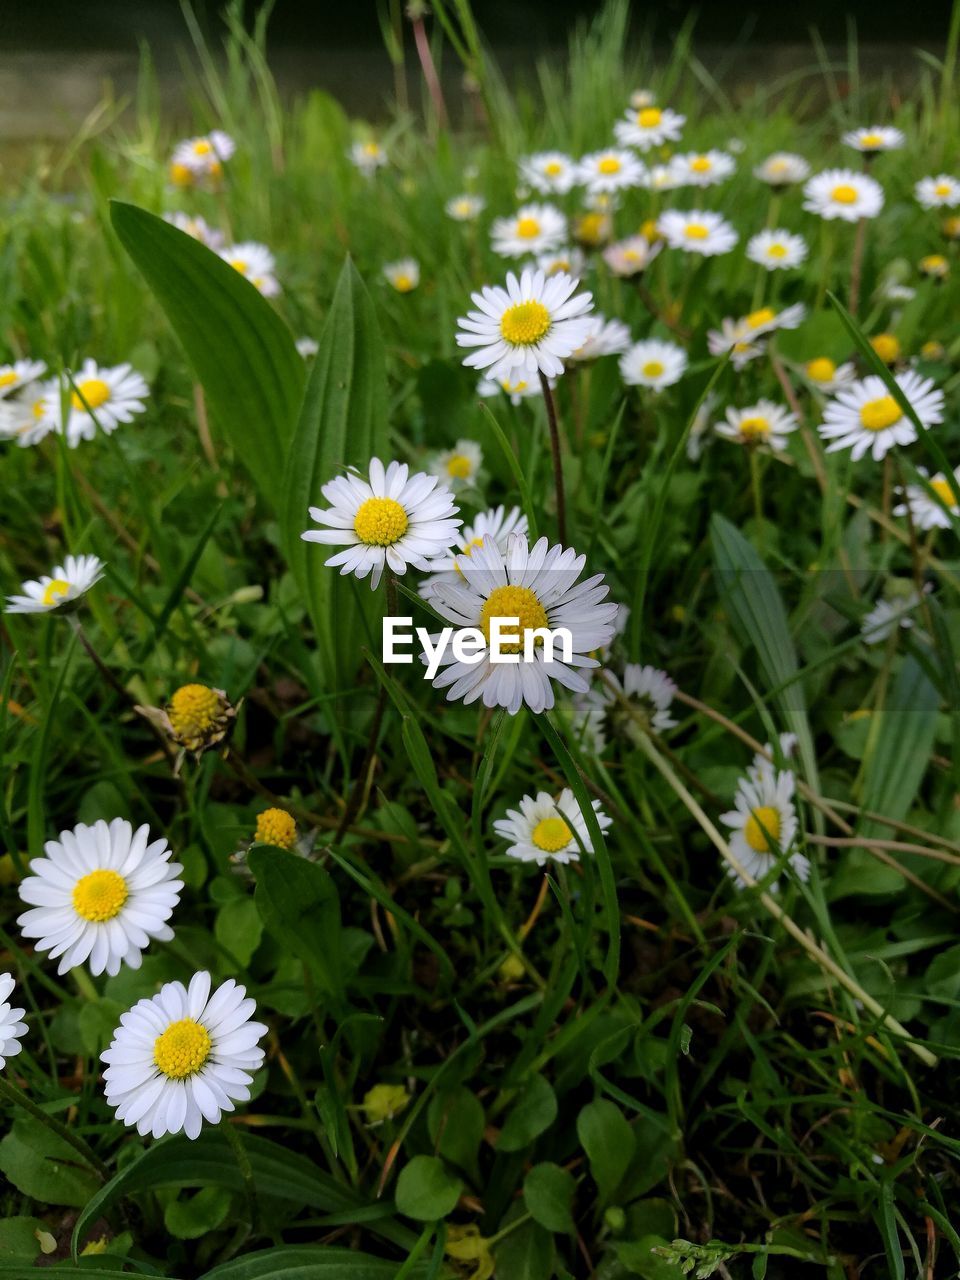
left=110, top=201, right=304, bottom=507
left=493, top=1211, right=555, bottom=1280
left=201, top=1247, right=428, bottom=1280
left=164, top=1185, right=233, bottom=1240
left=577, top=1099, right=635, bottom=1205
left=427, top=1087, right=485, bottom=1183
left=215, top=896, right=263, bottom=967
left=394, top=1155, right=463, bottom=1221
left=279, top=257, right=389, bottom=692
left=496, top=1073, right=557, bottom=1152
left=523, top=1162, right=576, bottom=1233
left=248, top=848, right=343, bottom=1000
left=0, top=1118, right=100, bottom=1209
left=0, top=1216, right=45, bottom=1261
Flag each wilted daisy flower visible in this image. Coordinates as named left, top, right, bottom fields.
left=602, top=234, right=661, bottom=276
left=920, top=340, right=946, bottom=361
left=658, top=210, right=738, bottom=256
left=350, top=140, right=388, bottom=175
left=669, top=150, right=736, bottom=187
left=714, top=400, right=798, bottom=450
left=5, top=554, right=104, bottom=614
left=817, top=371, right=944, bottom=461
left=477, top=372, right=545, bottom=405
left=843, top=125, right=905, bottom=153
left=383, top=258, right=420, bottom=293
left=163, top=212, right=224, bottom=250
left=218, top=243, right=280, bottom=296
left=420, top=505, right=529, bottom=595
left=720, top=769, right=808, bottom=890
left=446, top=193, right=486, bottom=222
left=101, top=971, right=267, bottom=1140
left=536, top=247, right=586, bottom=279
left=919, top=253, right=949, bottom=279
left=620, top=339, right=687, bottom=391
left=66, top=360, right=149, bottom=446
left=580, top=663, right=678, bottom=751
left=573, top=210, right=613, bottom=247
left=893, top=467, right=960, bottom=531
left=0, top=379, right=60, bottom=447
left=171, top=131, right=235, bottom=174
left=754, top=153, right=811, bottom=186
left=803, top=170, right=884, bottom=222
left=430, top=439, right=482, bottom=487
left=491, top=204, right=567, bottom=258
left=0, top=975, right=27, bottom=1070
left=802, top=357, right=856, bottom=393
left=296, top=337, right=319, bottom=360
left=916, top=177, right=960, bottom=212
left=746, top=229, right=808, bottom=271
left=519, top=152, right=578, bottom=195
left=707, top=320, right=765, bottom=370
left=862, top=585, right=930, bottom=644
left=17, top=819, right=183, bottom=977
left=302, top=458, right=460, bottom=590
left=614, top=104, right=685, bottom=151
left=137, top=684, right=237, bottom=758
left=362, top=1082, right=410, bottom=1124
left=0, top=359, right=46, bottom=398
left=253, top=808, right=298, bottom=850
left=577, top=149, right=646, bottom=193
left=643, top=163, right=684, bottom=193
left=570, top=316, right=632, bottom=362
left=494, top=789, right=612, bottom=866
left=425, top=532, right=619, bottom=715
left=455, top=267, right=594, bottom=383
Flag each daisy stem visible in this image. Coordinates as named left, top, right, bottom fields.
left=222, top=1118, right=261, bottom=1236
left=410, top=10, right=449, bottom=137
left=0, top=1075, right=110, bottom=1180
left=635, top=732, right=938, bottom=1069
left=538, top=372, right=567, bottom=544
left=748, top=447, right=765, bottom=546
left=848, top=216, right=867, bottom=317
left=65, top=615, right=128, bottom=704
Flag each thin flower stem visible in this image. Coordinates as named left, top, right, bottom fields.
left=411, top=12, right=449, bottom=135
left=849, top=216, right=867, bottom=316
left=539, top=371, right=567, bottom=544
left=222, top=1117, right=261, bottom=1236
left=748, top=447, right=764, bottom=545
left=66, top=614, right=128, bottom=703
left=0, top=1075, right=110, bottom=1180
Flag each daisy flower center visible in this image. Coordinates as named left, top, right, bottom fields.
left=393, top=274, right=414, bottom=291
left=642, top=360, right=665, bottom=378
left=806, top=357, right=836, bottom=381
left=871, top=334, right=900, bottom=362
left=860, top=133, right=883, bottom=147
left=0, top=371, right=18, bottom=389
left=72, top=869, right=129, bottom=922
left=691, top=155, right=712, bottom=173
left=230, top=258, right=249, bottom=274
left=831, top=184, right=858, bottom=204
left=598, top=156, right=622, bottom=175
left=543, top=161, right=563, bottom=176
left=516, top=217, right=542, bottom=239
left=446, top=454, right=473, bottom=479
left=746, top=307, right=775, bottom=329
left=499, top=300, right=551, bottom=346
left=480, top=585, right=548, bottom=653
left=363, top=143, right=381, bottom=157
left=193, top=139, right=212, bottom=155
left=41, top=578, right=71, bottom=606
left=170, top=163, right=193, bottom=185
left=859, top=396, right=902, bottom=431
left=769, top=159, right=788, bottom=172
left=168, top=684, right=224, bottom=739
left=354, top=496, right=409, bottom=546
left=739, top=416, right=770, bottom=438
left=931, top=478, right=956, bottom=506
left=638, top=107, right=662, bottom=127
left=531, top=815, right=573, bottom=852
left=154, top=1018, right=213, bottom=1079
left=71, top=378, right=111, bottom=411
left=744, top=805, right=781, bottom=853
left=684, top=223, right=709, bottom=240
left=935, top=182, right=953, bottom=197
left=921, top=255, right=948, bottom=273
left=766, top=243, right=788, bottom=259
left=255, top=807, right=298, bottom=850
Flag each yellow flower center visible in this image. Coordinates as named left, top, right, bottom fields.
left=936, top=182, right=954, bottom=197
left=543, top=160, right=563, bottom=176
left=71, top=378, right=111, bottom=411
left=255, top=807, right=297, bottom=850
left=746, top=307, right=775, bottom=329
left=859, top=132, right=883, bottom=148
left=32, top=398, right=46, bottom=419
left=638, top=107, right=662, bottom=127
left=859, top=396, right=902, bottom=431
left=577, top=213, right=607, bottom=244
left=642, top=360, right=665, bottom=378
left=598, top=156, right=622, bottom=175
left=353, top=496, right=409, bottom=546
left=193, top=139, right=212, bottom=155
left=870, top=333, right=900, bottom=363
left=744, top=805, right=781, bottom=854
left=499, top=300, right=551, bottom=346
left=691, top=155, right=712, bottom=173
left=831, top=184, right=859, bottom=204
left=769, top=158, right=788, bottom=172
left=230, top=258, right=249, bottom=274
left=684, top=223, right=709, bottom=240
left=72, top=869, right=128, bottom=922
left=41, top=578, right=71, bottom=606
left=479, top=584, right=548, bottom=652
left=154, top=1018, right=212, bottom=1079
left=931, top=478, right=957, bottom=507
left=392, top=274, right=414, bottom=292
left=921, top=254, right=948, bottom=274
left=446, top=454, right=473, bottom=479
left=0, top=371, right=18, bottom=389
left=170, top=162, right=193, bottom=186
left=531, top=815, right=573, bottom=852
left=766, top=243, right=788, bottom=259
left=806, top=357, right=836, bottom=382
left=516, top=217, right=541, bottom=239
left=363, top=142, right=381, bottom=157
left=168, top=683, right=223, bottom=739
left=739, top=416, right=770, bottom=438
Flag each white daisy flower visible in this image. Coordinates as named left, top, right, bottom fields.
left=0, top=974, right=27, bottom=1070
left=162, top=212, right=224, bottom=250
left=66, top=360, right=149, bottom=446
left=754, top=153, right=811, bottom=186
left=714, top=400, right=798, bottom=450
left=350, top=140, right=388, bottom=175
left=17, top=818, right=183, bottom=977
left=669, top=150, right=736, bottom=188
left=727, top=137, right=746, bottom=154
left=476, top=373, right=545, bottom=405
left=0, top=359, right=47, bottom=399
left=861, top=585, right=930, bottom=645
left=218, top=242, right=280, bottom=297
left=5, top=553, right=104, bottom=614
left=570, top=315, right=632, bottom=362
left=491, top=204, right=567, bottom=258
left=747, top=732, right=799, bottom=787
left=536, top=247, right=586, bottom=280
left=455, top=267, right=594, bottom=383
left=602, top=235, right=661, bottom=277
left=296, top=337, right=319, bottom=360
left=614, top=104, right=686, bottom=151
left=746, top=229, right=809, bottom=271
left=579, top=663, right=678, bottom=751
left=915, top=175, right=960, bottom=209
left=0, top=379, right=61, bottom=447
left=577, top=149, right=646, bottom=194
left=383, top=258, right=420, bottom=293
left=301, top=458, right=461, bottom=590
left=420, top=504, right=529, bottom=594
left=446, top=193, right=486, bottom=221
left=893, top=466, right=960, bottom=531
left=803, top=169, right=884, bottom=222
left=843, top=125, right=905, bottom=153
left=101, top=971, right=267, bottom=1140
left=429, top=439, right=482, bottom=487
left=423, top=531, right=619, bottom=715
left=802, top=357, right=856, bottom=393
left=493, top=788, right=612, bottom=866
left=171, top=131, right=235, bottom=172
left=707, top=320, right=765, bottom=370
left=735, top=302, right=807, bottom=340
left=643, top=163, right=684, bottom=193
left=619, top=339, right=687, bottom=391
left=657, top=210, right=738, bottom=257
left=720, top=769, right=808, bottom=890
left=817, top=371, right=944, bottom=461
left=519, top=152, right=578, bottom=195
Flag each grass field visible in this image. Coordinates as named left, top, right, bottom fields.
left=2, top=2, right=960, bottom=1276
